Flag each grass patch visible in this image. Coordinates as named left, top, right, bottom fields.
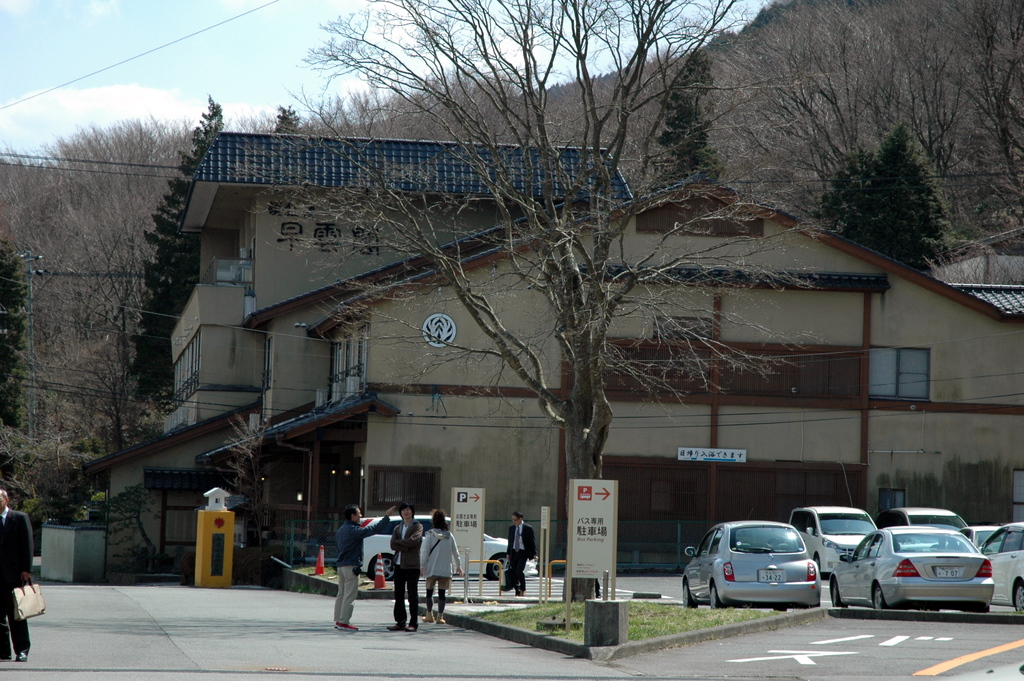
left=476, top=602, right=778, bottom=642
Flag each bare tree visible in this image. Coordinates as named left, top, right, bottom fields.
left=0, top=119, right=189, bottom=452
left=716, top=0, right=972, bottom=217
left=293, top=1, right=827, bottom=604
left=956, top=0, right=1024, bottom=216
left=226, top=415, right=270, bottom=548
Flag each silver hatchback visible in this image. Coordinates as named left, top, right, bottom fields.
left=829, top=527, right=993, bottom=612
left=682, top=521, right=820, bottom=610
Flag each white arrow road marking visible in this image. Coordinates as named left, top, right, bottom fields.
left=812, top=634, right=875, bottom=645
left=729, top=650, right=859, bottom=665
left=880, top=636, right=910, bottom=646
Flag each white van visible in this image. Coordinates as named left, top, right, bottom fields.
left=788, top=506, right=876, bottom=574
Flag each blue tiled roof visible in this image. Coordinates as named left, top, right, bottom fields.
left=193, top=132, right=631, bottom=200
left=952, top=284, right=1024, bottom=315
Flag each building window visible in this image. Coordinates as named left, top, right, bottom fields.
left=172, top=335, right=201, bottom=407
left=369, top=465, right=439, bottom=508
left=869, top=347, right=929, bottom=399
left=877, top=488, right=906, bottom=512
left=330, top=323, right=368, bottom=402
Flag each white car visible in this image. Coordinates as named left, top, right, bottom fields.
left=359, top=515, right=510, bottom=581
left=875, top=507, right=968, bottom=530
left=789, top=506, right=876, bottom=575
left=979, top=522, right=1024, bottom=609
left=962, top=525, right=1001, bottom=547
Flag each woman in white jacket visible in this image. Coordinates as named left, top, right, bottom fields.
left=419, top=509, right=463, bottom=624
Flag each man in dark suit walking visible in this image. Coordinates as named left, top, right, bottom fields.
left=0, top=489, right=33, bottom=661
left=506, top=511, right=536, bottom=597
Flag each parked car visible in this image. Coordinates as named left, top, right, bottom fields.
left=789, top=506, right=876, bottom=575
left=962, top=525, right=1001, bottom=548
left=829, top=526, right=993, bottom=612
left=978, top=522, right=1024, bottom=610
left=360, top=516, right=510, bottom=581
left=875, top=507, right=968, bottom=530
left=681, top=521, right=820, bottom=610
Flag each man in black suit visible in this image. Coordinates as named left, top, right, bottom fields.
left=506, top=511, right=536, bottom=597
left=0, top=489, right=33, bottom=661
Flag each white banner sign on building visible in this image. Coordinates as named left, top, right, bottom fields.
left=678, top=447, right=747, bottom=463
left=566, top=479, right=618, bottom=579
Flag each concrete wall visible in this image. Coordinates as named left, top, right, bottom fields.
left=41, top=525, right=107, bottom=583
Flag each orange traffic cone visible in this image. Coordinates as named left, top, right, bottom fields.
left=373, top=553, right=387, bottom=589
left=314, top=545, right=325, bottom=576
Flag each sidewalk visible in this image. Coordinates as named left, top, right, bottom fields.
left=25, top=583, right=629, bottom=681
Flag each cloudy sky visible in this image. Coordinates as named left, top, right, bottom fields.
left=0, top=0, right=766, bottom=154
left=0, top=0, right=357, bottom=152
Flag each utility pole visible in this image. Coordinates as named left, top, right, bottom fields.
left=18, top=251, right=42, bottom=440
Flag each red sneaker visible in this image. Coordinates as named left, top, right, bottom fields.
left=334, top=622, right=358, bottom=631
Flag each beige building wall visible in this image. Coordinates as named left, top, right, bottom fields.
left=871, top=275, right=1024, bottom=404
left=716, top=406, right=861, bottom=463
left=867, top=410, right=1024, bottom=521
left=364, top=395, right=560, bottom=518
left=722, top=289, right=865, bottom=345
left=104, top=425, right=238, bottom=567
left=366, top=278, right=562, bottom=390
left=262, top=312, right=333, bottom=418
left=247, top=196, right=506, bottom=309
left=603, top=403, right=714, bottom=457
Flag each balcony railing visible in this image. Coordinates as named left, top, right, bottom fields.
left=201, top=257, right=253, bottom=287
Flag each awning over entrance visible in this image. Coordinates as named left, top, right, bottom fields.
left=194, top=393, right=399, bottom=465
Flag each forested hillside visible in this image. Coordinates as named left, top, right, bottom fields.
left=713, top=0, right=1023, bottom=239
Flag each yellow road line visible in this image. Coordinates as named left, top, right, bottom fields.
left=914, top=637, right=1024, bottom=676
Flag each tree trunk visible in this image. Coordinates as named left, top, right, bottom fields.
left=563, top=378, right=613, bottom=602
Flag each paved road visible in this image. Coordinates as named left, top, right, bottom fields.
left=612, top=613, right=1024, bottom=680
left=12, top=578, right=1024, bottom=680
left=25, top=584, right=641, bottom=681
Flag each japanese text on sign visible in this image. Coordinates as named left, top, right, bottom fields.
left=677, top=447, right=747, bottom=463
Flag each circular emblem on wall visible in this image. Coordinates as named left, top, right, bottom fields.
left=422, top=313, right=457, bottom=348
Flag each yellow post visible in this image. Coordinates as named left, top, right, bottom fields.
left=195, top=488, right=235, bottom=588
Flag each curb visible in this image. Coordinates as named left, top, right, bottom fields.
left=826, top=607, right=1024, bottom=625
left=446, top=606, right=827, bottom=661
left=283, top=569, right=394, bottom=599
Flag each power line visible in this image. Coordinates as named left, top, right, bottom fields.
left=0, top=0, right=285, bottom=113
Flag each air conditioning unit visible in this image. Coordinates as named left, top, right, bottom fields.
left=346, top=376, right=361, bottom=396
left=316, top=388, right=327, bottom=407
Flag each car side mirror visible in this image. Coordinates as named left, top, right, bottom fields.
left=684, top=546, right=696, bottom=557
left=839, top=554, right=852, bottom=563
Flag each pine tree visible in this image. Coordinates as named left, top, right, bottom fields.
left=132, top=97, right=223, bottom=402
left=817, top=122, right=948, bottom=270
left=274, top=106, right=302, bottom=134
left=0, top=239, right=26, bottom=428
left=657, top=50, right=724, bottom=184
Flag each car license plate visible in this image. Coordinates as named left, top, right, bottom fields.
left=759, top=569, right=784, bottom=583
left=934, top=566, right=962, bottom=578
